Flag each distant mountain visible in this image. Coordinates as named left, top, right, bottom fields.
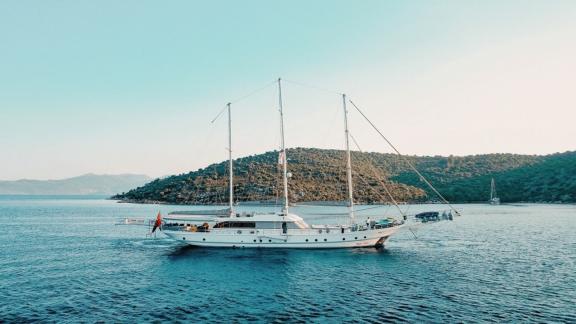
left=113, top=148, right=576, bottom=204
left=0, top=174, right=152, bottom=195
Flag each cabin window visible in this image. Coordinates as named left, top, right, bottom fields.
left=202, top=238, right=206, bottom=241
left=314, top=239, right=318, bottom=242
left=268, top=239, right=272, bottom=243
left=305, top=239, right=309, bottom=242
left=214, top=222, right=256, bottom=228
left=253, top=239, right=256, bottom=243
left=355, top=237, right=358, bottom=240
left=342, top=238, right=346, bottom=241
left=324, top=238, right=327, bottom=242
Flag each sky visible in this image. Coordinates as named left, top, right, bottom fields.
left=1, top=0, right=575, bottom=180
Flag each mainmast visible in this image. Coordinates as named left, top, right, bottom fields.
left=278, top=78, right=289, bottom=215
left=342, top=94, right=355, bottom=223
left=227, top=103, right=234, bottom=217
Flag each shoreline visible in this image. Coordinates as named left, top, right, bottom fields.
left=111, top=198, right=576, bottom=206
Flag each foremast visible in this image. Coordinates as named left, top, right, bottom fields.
left=342, top=94, right=355, bottom=223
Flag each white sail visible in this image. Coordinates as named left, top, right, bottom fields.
left=490, top=178, right=500, bottom=205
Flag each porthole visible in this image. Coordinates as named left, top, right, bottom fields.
left=182, top=237, right=186, bottom=240
left=202, top=238, right=206, bottom=241
left=364, top=236, right=367, bottom=239
left=305, top=239, right=309, bottom=242
left=355, top=237, right=358, bottom=240
left=342, top=238, right=346, bottom=241
left=314, top=239, right=318, bottom=242
left=253, top=239, right=257, bottom=243
left=268, top=239, right=272, bottom=243
left=324, top=238, right=327, bottom=242
left=259, top=239, right=262, bottom=243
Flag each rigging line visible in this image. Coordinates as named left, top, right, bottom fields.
left=353, top=167, right=405, bottom=219
left=229, top=79, right=277, bottom=105
left=349, top=132, right=406, bottom=218
left=348, top=132, right=363, bottom=153
left=354, top=205, right=389, bottom=212
left=282, top=79, right=343, bottom=96
left=320, top=104, right=341, bottom=148
left=293, top=204, right=347, bottom=208
left=348, top=99, right=461, bottom=217
left=210, top=105, right=228, bottom=124
left=408, top=227, right=418, bottom=239
left=304, top=211, right=388, bottom=217
left=210, top=79, right=277, bottom=123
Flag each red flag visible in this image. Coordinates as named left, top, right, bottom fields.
left=152, top=212, right=162, bottom=233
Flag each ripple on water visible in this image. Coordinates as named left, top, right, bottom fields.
left=1, top=201, right=576, bottom=322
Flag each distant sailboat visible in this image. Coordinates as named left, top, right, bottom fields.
left=489, top=178, right=500, bottom=205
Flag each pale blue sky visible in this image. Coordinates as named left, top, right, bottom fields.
left=1, top=1, right=575, bottom=180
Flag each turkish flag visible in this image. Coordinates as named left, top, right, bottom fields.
left=152, top=212, right=162, bottom=233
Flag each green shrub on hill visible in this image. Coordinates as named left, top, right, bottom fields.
left=112, top=148, right=576, bottom=204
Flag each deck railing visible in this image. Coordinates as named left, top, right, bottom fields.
left=163, top=223, right=401, bottom=235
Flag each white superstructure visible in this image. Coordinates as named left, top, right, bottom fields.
left=163, top=212, right=402, bottom=248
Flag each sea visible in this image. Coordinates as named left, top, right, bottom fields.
left=0, top=196, right=574, bottom=323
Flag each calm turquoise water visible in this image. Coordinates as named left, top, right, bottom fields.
left=0, top=196, right=574, bottom=323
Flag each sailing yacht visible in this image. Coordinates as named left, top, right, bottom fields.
left=489, top=178, right=500, bottom=205
left=162, top=78, right=405, bottom=248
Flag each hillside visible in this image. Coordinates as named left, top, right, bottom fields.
left=113, top=148, right=576, bottom=204
left=0, top=174, right=152, bottom=195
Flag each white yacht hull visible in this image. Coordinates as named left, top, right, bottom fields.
left=163, top=225, right=401, bottom=249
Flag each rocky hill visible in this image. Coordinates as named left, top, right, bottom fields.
left=112, top=148, right=576, bottom=204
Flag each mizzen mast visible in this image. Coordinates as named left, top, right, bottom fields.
left=277, top=78, right=290, bottom=215
left=342, top=94, right=355, bottom=223
left=227, top=103, right=234, bottom=217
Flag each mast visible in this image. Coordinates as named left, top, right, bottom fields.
left=342, top=94, right=355, bottom=223
left=278, top=78, right=289, bottom=215
left=227, top=103, right=234, bottom=217
left=490, top=178, right=496, bottom=200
